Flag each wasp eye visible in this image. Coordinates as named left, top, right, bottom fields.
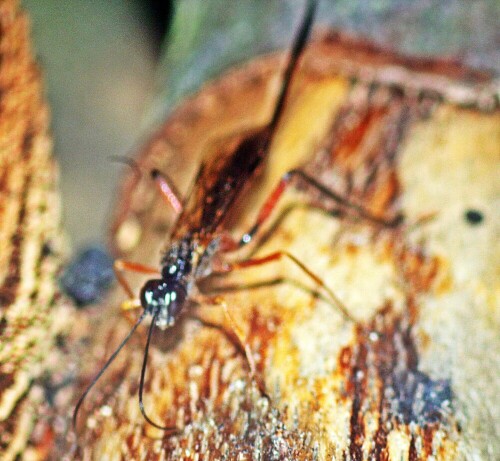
left=139, top=279, right=163, bottom=313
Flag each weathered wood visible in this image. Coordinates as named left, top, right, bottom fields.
left=3, top=0, right=497, bottom=459
left=66, top=32, right=500, bottom=460
left=0, top=1, right=73, bottom=460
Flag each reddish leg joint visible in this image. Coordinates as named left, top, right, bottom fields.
left=237, top=169, right=402, bottom=248
left=114, top=259, right=160, bottom=299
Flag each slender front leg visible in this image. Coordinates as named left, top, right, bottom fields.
left=219, top=250, right=355, bottom=322
left=191, top=294, right=268, bottom=398
left=113, top=259, right=160, bottom=300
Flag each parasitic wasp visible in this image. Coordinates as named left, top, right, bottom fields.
left=73, top=0, right=401, bottom=436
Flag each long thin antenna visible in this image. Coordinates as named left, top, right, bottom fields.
left=269, top=0, right=318, bottom=132
left=107, top=155, right=143, bottom=181
left=72, top=311, right=147, bottom=433
left=138, top=313, right=177, bottom=432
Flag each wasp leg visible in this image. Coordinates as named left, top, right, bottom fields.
left=219, top=168, right=402, bottom=254
left=218, top=250, right=355, bottom=322
left=151, top=169, right=183, bottom=214
left=191, top=295, right=268, bottom=399
left=113, top=259, right=160, bottom=300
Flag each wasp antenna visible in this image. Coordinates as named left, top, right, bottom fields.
left=269, top=0, right=318, bottom=132
left=107, top=155, right=143, bottom=181
left=138, top=313, right=177, bottom=432
left=72, top=311, right=147, bottom=434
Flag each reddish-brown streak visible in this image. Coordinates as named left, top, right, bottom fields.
left=318, top=31, right=493, bottom=84
left=247, top=308, right=282, bottom=377
left=0, top=173, right=30, bottom=308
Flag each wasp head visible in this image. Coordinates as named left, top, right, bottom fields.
left=139, top=278, right=187, bottom=330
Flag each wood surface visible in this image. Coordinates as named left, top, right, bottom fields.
left=0, top=1, right=498, bottom=459
left=85, top=32, right=499, bottom=460
left=0, top=1, right=73, bottom=460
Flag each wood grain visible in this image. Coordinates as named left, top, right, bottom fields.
left=0, top=1, right=74, bottom=460
left=1, top=1, right=498, bottom=459
left=65, top=32, right=500, bottom=460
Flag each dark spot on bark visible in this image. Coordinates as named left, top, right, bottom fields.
left=59, top=245, right=114, bottom=306
left=345, top=307, right=454, bottom=460
left=0, top=372, right=15, bottom=394
left=41, top=241, right=53, bottom=257
left=392, top=369, right=452, bottom=425
left=464, top=209, right=484, bottom=225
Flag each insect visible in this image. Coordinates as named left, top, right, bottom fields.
left=73, top=0, right=400, bottom=434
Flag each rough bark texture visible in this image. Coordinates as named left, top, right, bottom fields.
left=68, top=33, right=499, bottom=460
left=0, top=1, right=73, bottom=460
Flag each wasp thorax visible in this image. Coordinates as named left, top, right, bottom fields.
left=139, top=278, right=187, bottom=330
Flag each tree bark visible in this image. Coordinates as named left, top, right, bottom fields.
left=1, top=1, right=498, bottom=459
left=0, top=1, right=73, bottom=460
left=83, top=33, right=499, bottom=460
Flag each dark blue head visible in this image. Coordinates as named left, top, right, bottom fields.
left=139, top=278, right=187, bottom=329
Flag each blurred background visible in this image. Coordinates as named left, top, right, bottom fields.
left=22, top=0, right=499, bottom=249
